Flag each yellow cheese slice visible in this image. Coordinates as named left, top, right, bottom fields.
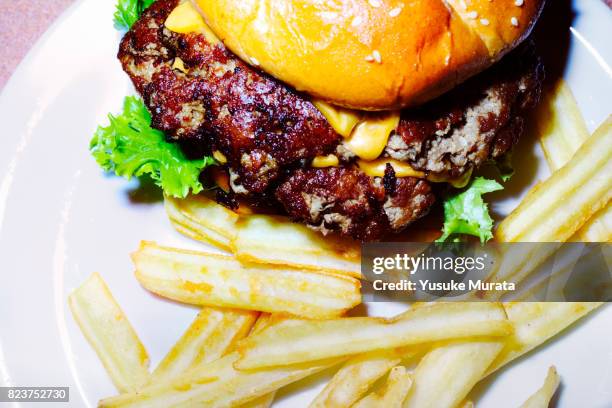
left=212, top=150, right=228, bottom=164
left=312, top=154, right=340, bottom=168
left=312, top=100, right=361, bottom=138
left=313, top=101, right=400, bottom=161
left=344, top=112, right=401, bottom=161
left=358, top=159, right=473, bottom=188
left=172, top=57, right=188, bottom=73
left=165, top=1, right=220, bottom=45
left=358, top=159, right=425, bottom=178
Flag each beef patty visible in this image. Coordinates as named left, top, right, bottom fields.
left=275, top=166, right=435, bottom=242
left=386, top=44, right=544, bottom=178
left=118, top=0, right=542, bottom=241
left=119, top=0, right=340, bottom=194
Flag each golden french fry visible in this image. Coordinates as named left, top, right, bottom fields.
left=148, top=308, right=270, bottom=407
left=486, top=235, right=607, bottom=299
left=534, top=80, right=610, bottom=243
left=483, top=243, right=561, bottom=300
left=519, top=366, right=560, bottom=408
left=167, top=219, right=218, bottom=248
left=310, top=349, right=405, bottom=408
left=353, top=366, right=412, bottom=408
left=150, top=307, right=258, bottom=383
left=238, top=314, right=276, bottom=408
left=496, top=115, right=612, bottom=242
left=250, top=313, right=272, bottom=335
left=239, top=393, right=275, bottom=408
left=571, top=204, right=612, bottom=242
left=99, top=352, right=344, bottom=408
left=132, top=241, right=361, bottom=319
left=460, top=401, right=475, bottom=408
left=235, top=303, right=511, bottom=370
left=513, top=260, right=575, bottom=302
left=165, top=194, right=238, bottom=252
left=535, top=80, right=590, bottom=171
left=232, top=215, right=361, bottom=278
left=68, top=273, right=150, bottom=393
left=513, top=244, right=611, bottom=302
left=486, top=302, right=602, bottom=375
left=403, top=340, right=503, bottom=408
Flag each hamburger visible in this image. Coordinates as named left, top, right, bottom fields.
left=111, top=0, right=545, bottom=241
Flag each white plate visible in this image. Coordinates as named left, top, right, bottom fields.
left=0, top=1, right=610, bottom=407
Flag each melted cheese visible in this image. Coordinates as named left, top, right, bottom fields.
left=312, top=100, right=361, bottom=138
left=165, top=2, right=220, bottom=45
left=212, top=150, right=228, bottom=164
left=311, top=103, right=472, bottom=187
left=358, top=159, right=425, bottom=178
left=312, top=154, right=339, bottom=168
left=344, top=112, right=401, bottom=161
left=172, top=57, right=188, bottom=73
left=358, top=159, right=474, bottom=188
left=312, top=99, right=401, bottom=161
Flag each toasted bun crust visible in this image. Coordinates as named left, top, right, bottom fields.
left=194, top=0, right=544, bottom=110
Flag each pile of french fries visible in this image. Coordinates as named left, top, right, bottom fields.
left=69, top=79, right=610, bottom=407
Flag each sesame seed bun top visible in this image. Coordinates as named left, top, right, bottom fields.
left=193, top=0, right=545, bottom=110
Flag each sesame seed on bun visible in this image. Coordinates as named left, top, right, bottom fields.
left=193, top=0, right=544, bottom=110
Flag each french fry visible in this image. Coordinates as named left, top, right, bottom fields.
left=132, top=241, right=361, bottom=319
left=309, top=349, right=405, bottom=408
left=460, top=401, right=475, bottom=408
left=68, top=273, right=150, bottom=393
left=168, top=220, right=217, bottom=247
left=232, top=215, right=361, bottom=278
left=519, top=366, right=560, bottom=408
left=151, top=310, right=274, bottom=407
left=534, top=80, right=610, bottom=243
left=483, top=243, right=561, bottom=300
left=99, top=352, right=344, bottom=407
left=239, top=314, right=276, bottom=408
left=240, top=393, right=275, bottom=408
left=512, top=243, right=611, bottom=302
left=402, top=340, right=503, bottom=408
left=486, top=302, right=602, bottom=375
left=486, top=232, right=606, bottom=298
left=353, top=366, right=412, bottom=408
left=150, top=307, right=258, bottom=383
left=250, top=313, right=272, bottom=335
left=535, top=80, right=590, bottom=171
left=496, top=115, right=612, bottom=242
left=571, top=203, right=612, bottom=242
left=167, top=195, right=363, bottom=277
left=235, top=303, right=511, bottom=370
left=512, top=258, right=575, bottom=302
left=165, top=194, right=238, bottom=252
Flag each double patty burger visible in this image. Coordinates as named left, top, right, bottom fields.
left=119, top=0, right=545, bottom=241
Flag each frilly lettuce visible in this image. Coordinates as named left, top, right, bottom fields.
left=113, top=0, right=155, bottom=30
left=90, top=97, right=215, bottom=198
left=436, top=177, right=503, bottom=243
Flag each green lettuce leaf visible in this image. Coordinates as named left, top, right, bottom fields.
left=114, top=0, right=155, bottom=30
left=90, top=96, right=215, bottom=198
left=436, top=177, right=503, bottom=243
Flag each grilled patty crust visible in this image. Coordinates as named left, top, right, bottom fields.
left=276, top=167, right=435, bottom=242
left=119, top=0, right=341, bottom=194
left=386, top=44, right=544, bottom=178
left=118, top=0, right=542, bottom=241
